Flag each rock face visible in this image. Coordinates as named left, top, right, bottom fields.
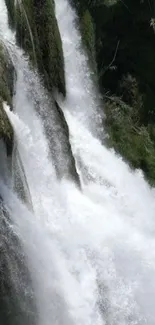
left=0, top=42, right=14, bottom=155
left=5, top=0, right=66, bottom=96
left=54, top=101, right=80, bottom=186
left=4, top=0, right=80, bottom=184
left=0, top=41, right=36, bottom=325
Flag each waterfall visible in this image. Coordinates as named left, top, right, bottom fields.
left=55, top=0, right=104, bottom=137
left=0, top=0, right=155, bottom=324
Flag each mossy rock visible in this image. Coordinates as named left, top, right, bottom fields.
left=0, top=42, right=14, bottom=155
left=70, top=1, right=96, bottom=71
left=14, top=0, right=66, bottom=95
left=80, top=9, right=96, bottom=70
left=5, top=0, right=15, bottom=28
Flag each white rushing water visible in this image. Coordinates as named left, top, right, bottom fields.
left=55, top=0, right=103, bottom=138
left=0, top=0, right=155, bottom=324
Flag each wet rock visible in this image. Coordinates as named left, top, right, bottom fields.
left=0, top=42, right=15, bottom=155
left=0, top=198, right=37, bottom=325
left=6, top=0, right=66, bottom=96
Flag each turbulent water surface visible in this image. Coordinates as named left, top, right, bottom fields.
left=0, top=0, right=155, bottom=324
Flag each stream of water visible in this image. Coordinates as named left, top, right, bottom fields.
left=0, top=0, right=155, bottom=324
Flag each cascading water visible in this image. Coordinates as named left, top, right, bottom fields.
left=0, top=0, right=155, bottom=324
left=55, top=0, right=104, bottom=138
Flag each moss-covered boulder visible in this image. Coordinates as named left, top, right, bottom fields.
left=0, top=42, right=14, bottom=155
left=6, top=0, right=66, bottom=96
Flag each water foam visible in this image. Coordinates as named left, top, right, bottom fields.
left=0, top=0, right=155, bottom=324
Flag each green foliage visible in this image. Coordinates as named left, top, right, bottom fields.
left=5, top=0, right=155, bottom=183
left=104, top=96, right=155, bottom=184
left=72, top=0, right=155, bottom=184
left=0, top=43, right=14, bottom=154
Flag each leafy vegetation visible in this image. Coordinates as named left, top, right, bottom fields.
left=4, top=0, right=155, bottom=183
left=71, top=0, right=155, bottom=184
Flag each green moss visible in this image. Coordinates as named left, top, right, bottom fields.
left=4, top=0, right=15, bottom=28
left=15, top=0, right=37, bottom=64
left=15, top=0, right=66, bottom=95
left=80, top=9, right=96, bottom=69
left=70, top=1, right=97, bottom=71
left=0, top=43, right=14, bottom=154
